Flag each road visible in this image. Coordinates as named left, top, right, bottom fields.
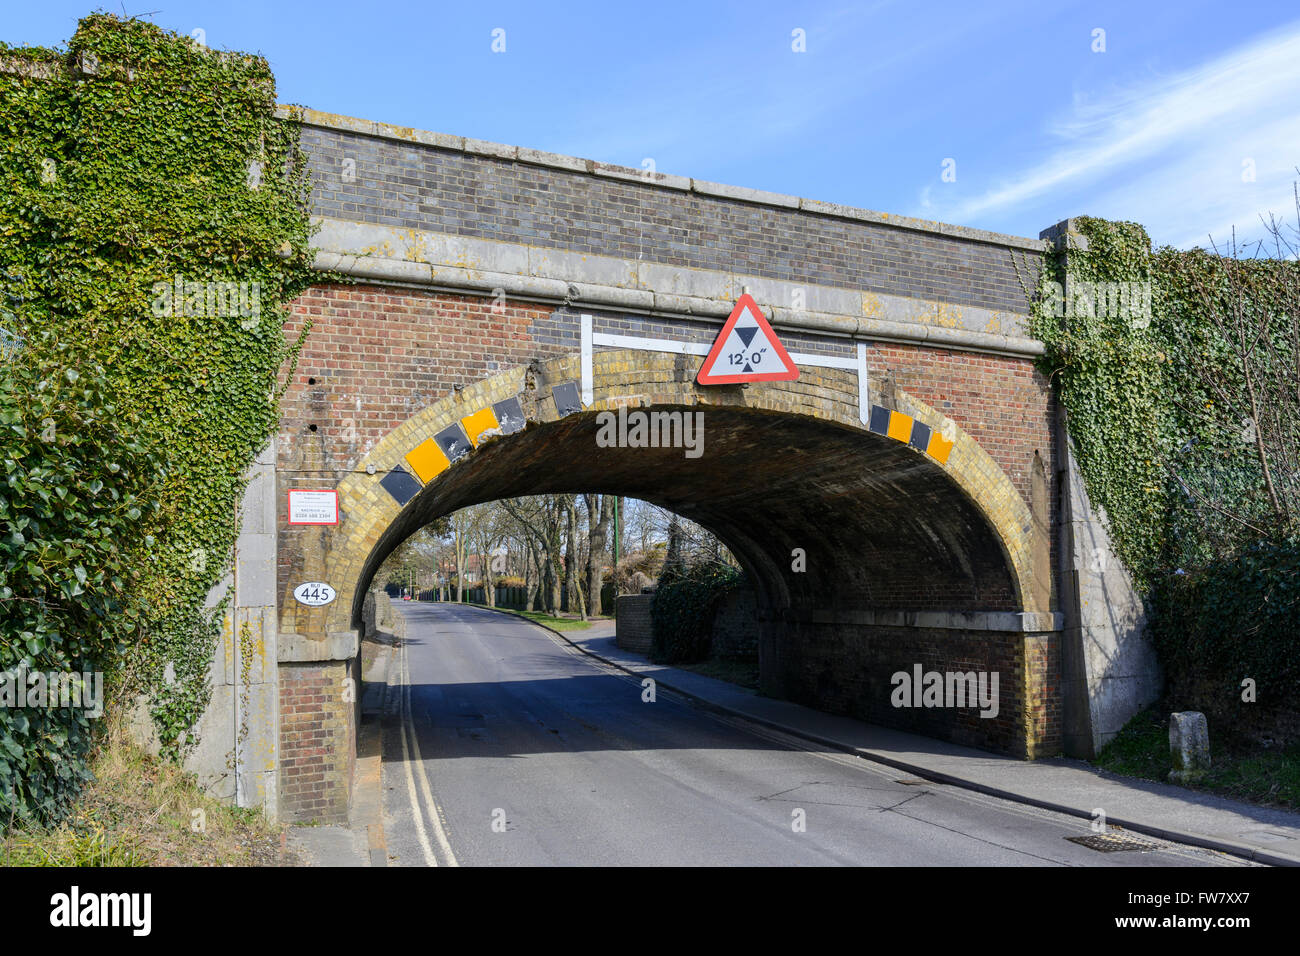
left=380, top=602, right=1247, bottom=867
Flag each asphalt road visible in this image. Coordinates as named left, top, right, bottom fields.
left=381, top=602, right=1247, bottom=867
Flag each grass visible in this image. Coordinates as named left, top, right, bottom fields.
left=503, top=608, right=597, bottom=631
left=438, top=599, right=599, bottom=630
left=1095, top=705, right=1300, bottom=809
left=677, top=656, right=761, bottom=690
left=2, top=718, right=294, bottom=867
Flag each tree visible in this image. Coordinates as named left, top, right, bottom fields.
left=1162, top=191, right=1300, bottom=559
left=564, top=495, right=586, bottom=620
left=501, top=495, right=564, bottom=612
left=464, top=502, right=503, bottom=607
left=583, top=494, right=613, bottom=615
left=380, top=519, right=448, bottom=593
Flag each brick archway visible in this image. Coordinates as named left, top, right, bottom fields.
left=273, top=347, right=1064, bottom=820
left=279, top=348, right=1048, bottom=645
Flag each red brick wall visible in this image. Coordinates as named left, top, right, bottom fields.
left=279, top=284, right=558, bottom=472
left=279, top=661, right=353, bottom=823
left=278, top=286, right=1054, bottom=510
left=762, top=620, right=1062, bottom=757
left=275, top=285, right=1057, bottom=610
left=276, top=285, right=565, bottom=605
left=1023, top=632, right=1062, bottom=757
left=272, top=282, right=1060, bottom=809
left=867, top=342, right=1056, bottom=512
left=615, top=594, right=654, bottom=655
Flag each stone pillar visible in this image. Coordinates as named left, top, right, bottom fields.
left=1169, top=711, right=1210, bottom=782
left=181, top=439, right=280, bottom=819
left=1043, top=219, right=1162, bottom=758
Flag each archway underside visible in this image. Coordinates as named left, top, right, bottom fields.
left=355, top=404, right=1020, bottom=626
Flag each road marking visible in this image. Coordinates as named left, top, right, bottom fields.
left=397, top=642, right=438, bottom=867
left=402, top=639, right=460, bottom=867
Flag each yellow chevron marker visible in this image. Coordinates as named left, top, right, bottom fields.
left=405, top=439, right=451, bottom=484
left=461, top=407, right=501, bottom=446
left=887, top=411, right=913, bottom=443
left=926, top=431, right=955, bottom=465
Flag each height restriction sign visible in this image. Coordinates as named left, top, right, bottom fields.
left=696, top=293, right=799, bottom=385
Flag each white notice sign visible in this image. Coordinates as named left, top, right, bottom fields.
left=288, top=490, right=339, bottom=525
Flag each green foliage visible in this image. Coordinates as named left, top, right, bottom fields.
left=1096, top=705, right=1300, bottom=808
left=1028, top=216, right=1300, bottom=722
left=1150, top=538, right=1300, bottom=723
left=1153, top=247, right=1300, bottom=565
left=0, top=14, right=316, bottom=824
left=4, top=827, right=143, bottom=867
left=0, top=332, right=161, bottom=826
left=650, top=562, right=743, bottom=664
left=1027, top=217, right=1167, bottom=586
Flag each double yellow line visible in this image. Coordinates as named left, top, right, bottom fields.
left=397, top=638, right=459, bottom=867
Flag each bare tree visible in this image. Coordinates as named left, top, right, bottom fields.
left=463, top=503, right=502, bottom=607
left=501, top=496, right=564, bottom=612
left=583, top=494, right=613, bottom=615
left=1169, top=187, right=1300, bottom=549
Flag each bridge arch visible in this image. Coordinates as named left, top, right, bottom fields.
left=274, top=347, right=1059, bottom=797
left=280, top=348, right=1046, bottom=642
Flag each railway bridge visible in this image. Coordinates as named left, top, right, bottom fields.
left=194, top=109, right=1158, bottom=822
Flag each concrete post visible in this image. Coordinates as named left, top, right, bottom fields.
left=180, top=439, right=280, bottom=819
left=1169, top=711, right=1211, bottom=782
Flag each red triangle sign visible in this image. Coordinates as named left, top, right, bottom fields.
left=697, top=294, right=799, bottom=385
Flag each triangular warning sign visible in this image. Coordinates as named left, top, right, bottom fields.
left=697, top=293, right=799, bottom=385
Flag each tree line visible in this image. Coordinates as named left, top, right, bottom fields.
left=380, top=497, right=736, bottom=618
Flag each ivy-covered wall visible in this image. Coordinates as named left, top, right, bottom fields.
left=0, top=15, right=316, bottom=825
left=1031, top=216, right=1300, bottom=738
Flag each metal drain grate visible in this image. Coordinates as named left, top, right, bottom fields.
left=895, top=779, right=930, bottom=786
left=1066, top=831, right=1162, bottom=853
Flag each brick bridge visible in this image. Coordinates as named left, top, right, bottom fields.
left=198, top=110, right=1160, bottom=823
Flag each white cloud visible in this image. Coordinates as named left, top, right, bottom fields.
left=925, top=20, right=1300, bottom=248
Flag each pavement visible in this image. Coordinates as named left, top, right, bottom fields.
left=559, top=619, right=1300, bottom=867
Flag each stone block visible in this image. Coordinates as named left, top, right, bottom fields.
left=235, top=531, right=278, bottom=608
left=1169, top=711, right=1211, bottom=782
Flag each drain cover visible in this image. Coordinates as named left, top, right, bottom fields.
left=1067, top=831, right=1161, bottom=852
left=896, top=779, right=930, bottom=786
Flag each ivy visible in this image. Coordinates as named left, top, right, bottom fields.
left=650, top=562, right=744, bottom=664
left=1027, top=217, right=1167, bottom=587
left=1, top=14, right=317, bottom=823
left=1029, top=216, right=1300, bottom=728
left=0, top=331, right=161, bottom=825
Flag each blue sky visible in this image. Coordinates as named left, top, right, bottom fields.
left=7, top=1, right=1300, bottom=250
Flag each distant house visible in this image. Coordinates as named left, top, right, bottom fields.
left=437, top=553, right=489, bottom=583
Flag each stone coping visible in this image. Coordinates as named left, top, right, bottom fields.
left=278, top=629, right=360, bottom=663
